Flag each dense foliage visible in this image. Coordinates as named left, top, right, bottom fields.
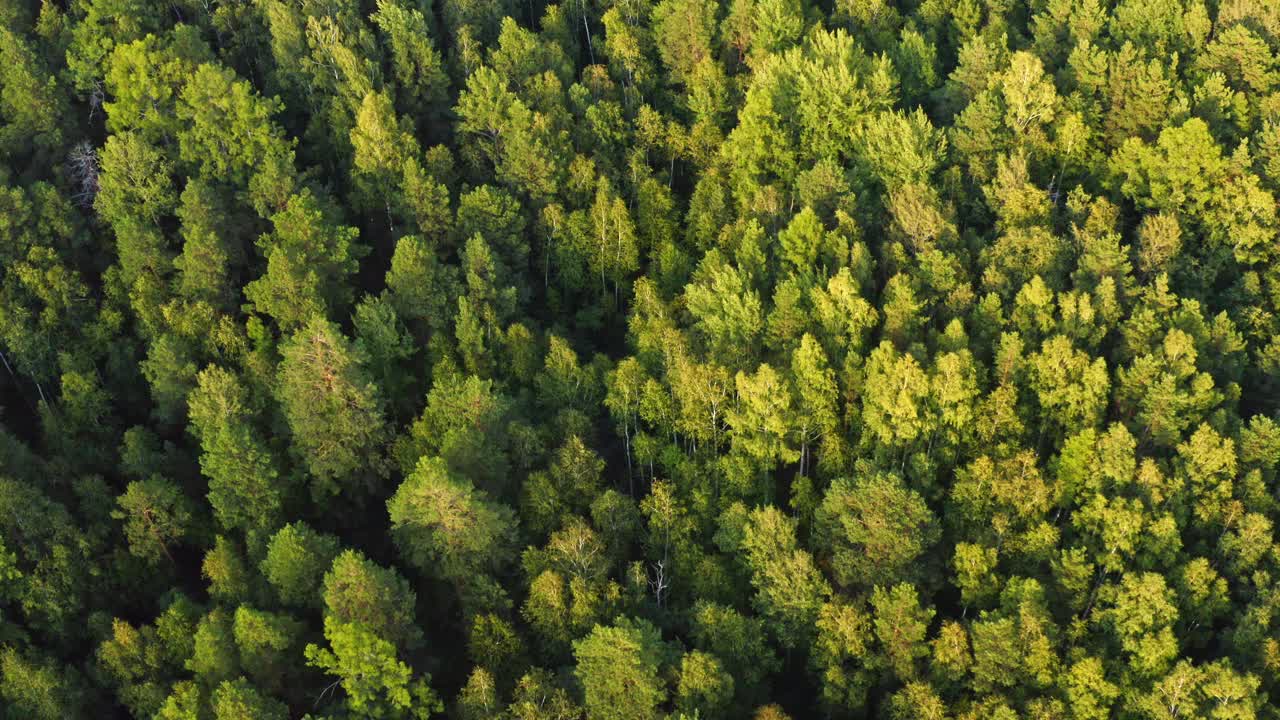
left=2, top=0, right=1280, bottom=717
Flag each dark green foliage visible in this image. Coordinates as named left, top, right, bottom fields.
left=3, top=1, right=1280, bottom=718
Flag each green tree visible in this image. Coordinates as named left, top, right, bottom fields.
left=385, top=234, right=454, bottom=336
left=394, top=372, right=513, bottom=493
left=871, top=583, right=935, bottom=682
left=176, top=63, right=291, bottom=188
left=187, top=608, right=239, bottom=685
left=261, top=522, right=341, bottom=609
left=969, top=579, right=1059, bottom=693
left=371, top=0, right=449, bottom=124
left=354, top=293, right=418, bottom=419
left=811, top=599, right=874, bottom=715
left=174, top=179, right=243, bottom=310
left=1062, top=656, right=1118, bottom=720
left=861, top=341, right=934, bottom=449
left=652, top=0, right=718, bottom=85
left=726, top=363, right=798, bottom=468
left=211, top=678, right=287, bottom=720
left=102, top=29, right=209, bottom=143
left=740, top=507, right=830, bottom=649
left=233, top=606, right=304, bottom=691
left=387, top=456, right=517, bottom=584
left=306, top=618, right=442, bottom=720
left=815, top=474, right=940, bottom=590
left=689, top=601, right=780, bottom=709
left=0, top=648, right=86, bottom=720
left=675, top=650, right=734, bottom=719
left=111, top=476, right=193, bottom=564
left=188, top=366, right=285, bottom=534
left=1029, top=335, right=1110, bottom=436
left=0, top=27, right=66, bottom=164
left=1103, top=572, right=1180, bottom=678
left=276, top=315, right=388, bottom=497
left=245, top=192, right=365, bottom=331
left=324, top=550, right=423, bottom=651
left=685, top=261, right=763, bottom=366
left=573, top=618, right=668, bottom=720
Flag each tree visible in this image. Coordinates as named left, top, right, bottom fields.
left=1103, top=572, right=1180, bottom=678
left=245, top=192, right=365, bottom=331
left=306, top=618, right=442, bottom=720
left=174, top=178, right=243, bottom=310
left=601, top=7, right=657, bottom=99
left=689, top=601, right=780, bottom=709
left=456, top=668, right=500, bottom=720
left=456, top=234, right=518, bottom=373
left=94, top=131, right=175, bottom=232
left=350, top=90, right=418, bottom=215
left=1029, top=335, right=1110, bottom=436
left=1111, top=117, right=1278, bottom=270
left=456, top=185, right=527, bottom=286
left=573, top=618, right=668, bottom=720
left=387, top=456, right=517, bottom=584
left=811, top=599, right=874, bottom=714
left=187, top=608, right=239, bottom=685
left=522, top=436, right=607, bottom=536
left=1062, top=656, right=1118, bottom=720
left=276, top=315, right=388, bottom=497
left=1131, top=660, right=1263, bottom=720
left=371, top=0, right=449, bottom=125
left=651, top=0, right=718, bottom=85
left=394, top=372, right=513, bottom=493
left=685, top=261, right=763, bottom=365
left=454, top=66, right=568, bottom=203
left=871, top=583, right=934, bottom=681
left=95, top=597, right=201, bottom=718
left=810, top=269, right=878, bottom=363
left=1176, top=424, right=1237, bottom=527
left=582, top=179, right=640, bottom=303
left=605, top=357, right=650, bottom=488
left=1000, top=52, right=1057, bottom=142
left=950, top=451, right=1055, bottom=558
left=1116, top=331, right=1222, bottom=448
left=322, top=550, right=423, bottom=651
left=176, top=63, right=291, bottom=188
left=740, top=506, right=830, bottom=649
left=233, top=606, right=303, bottom=691
left=385, top=234, right=454, bottom=336
left=353, top=293, right=418, bottom=419
left=211, top=678, right=288, bottom=720
left=887, top=682, right=947, bottom=720
left=202, top=536, right=255, bottom=604
left=102, top=29, right=209, bottom=144
left=815, top=474, right=940, bottom=590
left=726, top=363, right=798, bottom=468
left=860, top=341, right=934, bottom=448
left=0, top=648, right=86, bottom=720
left=507, top=668, right=583, bottom=720
left=675, top=650, right=734, bottom=719
left=111, top=476, right=193, bottom=564
left=969, top=579, right=1059, bottom=693
left=750, top=0, right=805, bottom=59
left=0, top=28, right=66, bottom=164
left=261, top=522, right=341, bottom=609
left=187, top=366, right=285, bottom=533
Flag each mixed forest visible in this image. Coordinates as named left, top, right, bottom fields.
left=3, top=0, right=1280, bottom=717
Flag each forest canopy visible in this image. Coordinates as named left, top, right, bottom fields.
left=2, top=0, right=1280, bottom=718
